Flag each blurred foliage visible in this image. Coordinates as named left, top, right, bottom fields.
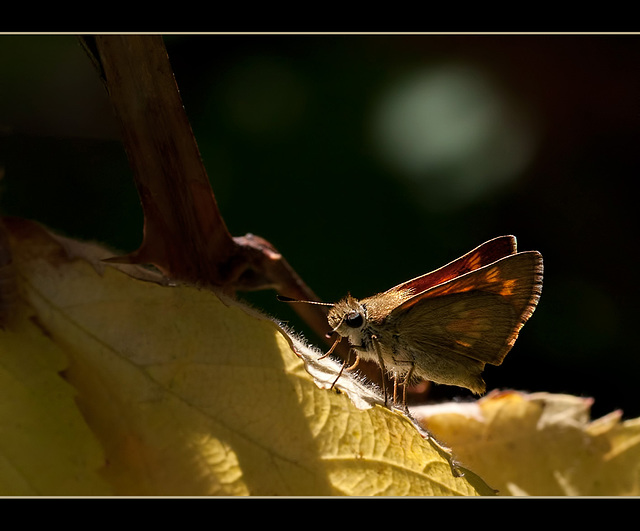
left=1, top=34, right=639, bottom=421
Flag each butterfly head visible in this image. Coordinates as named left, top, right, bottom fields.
left=327, top=294, right=367, bottom=341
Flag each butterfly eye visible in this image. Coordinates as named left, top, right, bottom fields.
left=345, top=312, right=364, bottom=328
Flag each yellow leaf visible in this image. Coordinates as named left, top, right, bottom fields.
left=413, top=390, right=640, bottom=496
left=0, top=300, right=111, bottom=495
left=2, top=218, right=493, bottom=496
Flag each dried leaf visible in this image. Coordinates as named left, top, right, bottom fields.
left=413, top=390, right=640, bottom=495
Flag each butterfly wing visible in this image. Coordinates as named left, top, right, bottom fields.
left=384, top=235, right=518, bottom=299
left=392, top=250, right=543, bottom=367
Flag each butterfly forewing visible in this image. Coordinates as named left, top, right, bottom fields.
left=384, top=235, right=518, bottom=298
left=391, top=251, right=543, bottom=366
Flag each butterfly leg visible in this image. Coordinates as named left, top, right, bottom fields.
left=402, top=363, right=415, bottom=412
left=392, top=376, right=407, bottom=412
left=391, top=361, right=415, bottom=413
left=329, top=356, right=347, bottom=389
left=371, top=336, right=389, bottom=407
left=346, top=354, right=360, bottom=371
left=319, top=336, right=341, bottom=360
left=330, top=349, right=360, bottom=389
left=393, top=377, right=399, bottom=407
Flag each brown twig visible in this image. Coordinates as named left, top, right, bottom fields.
left=81, top=35, right=341, bottom=351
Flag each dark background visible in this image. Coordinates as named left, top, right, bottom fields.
left=1, top=34, right=638, bottom=420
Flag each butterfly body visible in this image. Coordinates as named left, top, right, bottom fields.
left=326, top=236, right=543, bottom=399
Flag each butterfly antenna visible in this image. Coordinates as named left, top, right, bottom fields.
left=276, top=295, right=334, bottom=306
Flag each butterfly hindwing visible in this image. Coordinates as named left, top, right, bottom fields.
left=390, top=251, right=543, bottom=366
